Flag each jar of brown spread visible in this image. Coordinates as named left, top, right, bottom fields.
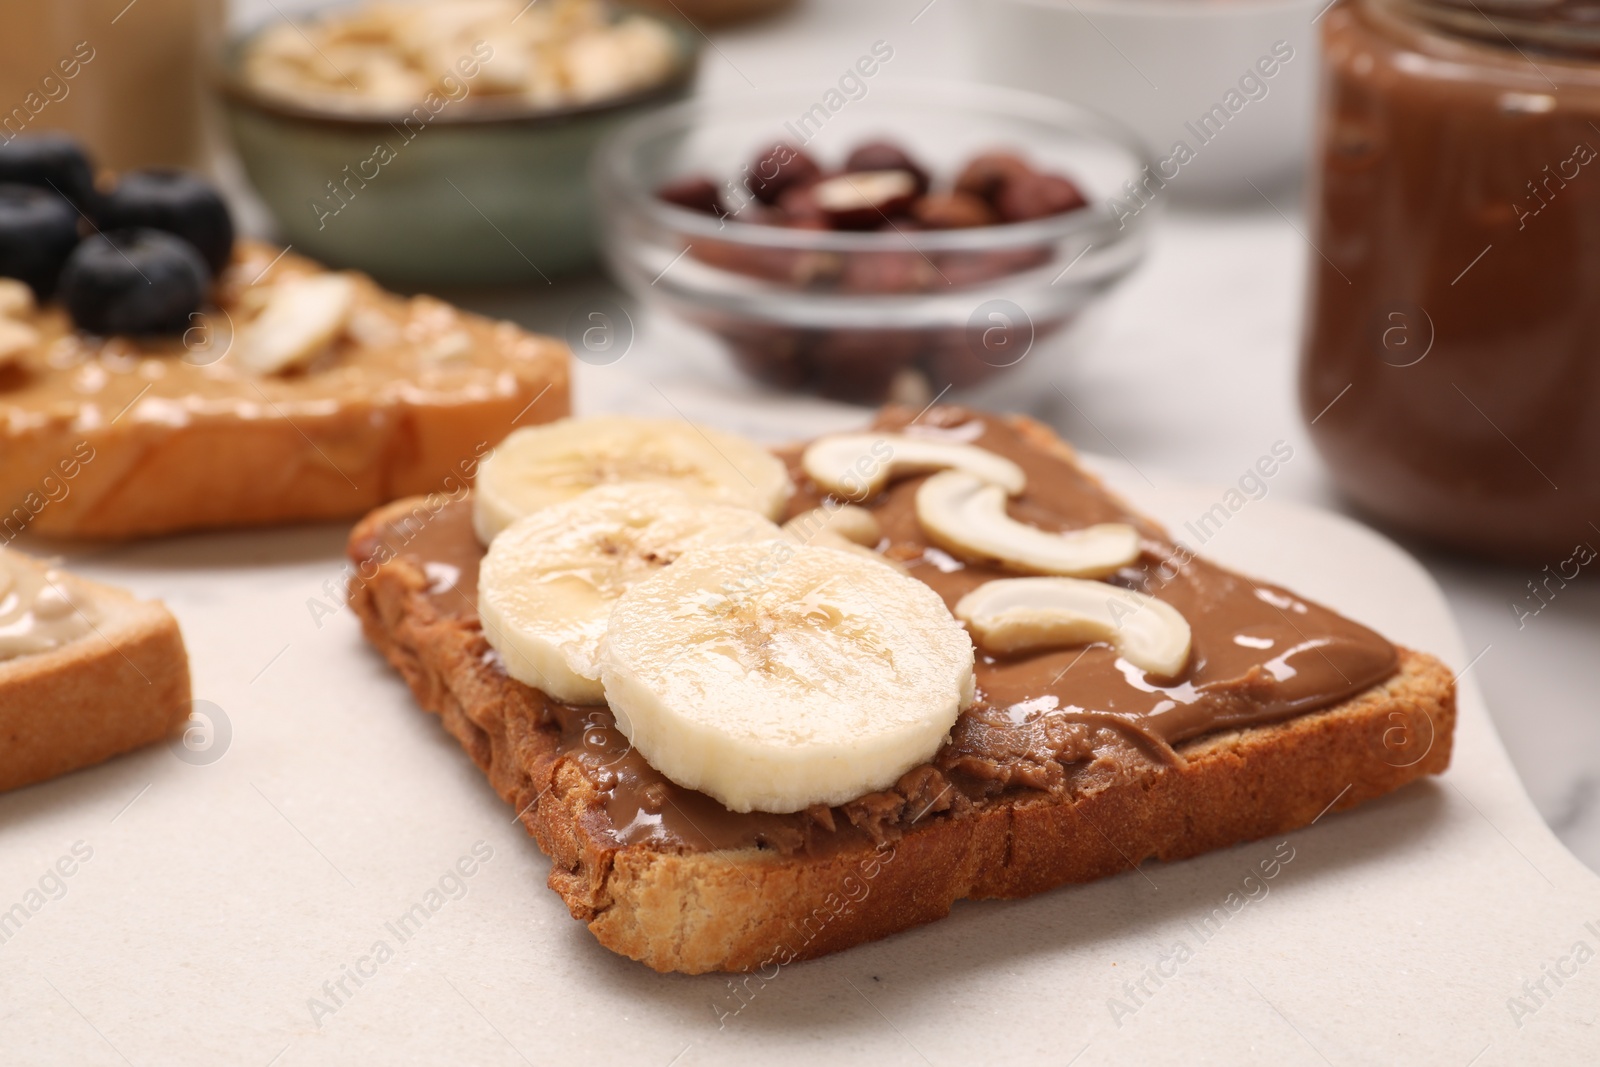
left=1302, top=0, right=1600, bottom=561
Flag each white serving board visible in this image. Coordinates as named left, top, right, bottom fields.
left=2, top=455, right=1596, bottom=1066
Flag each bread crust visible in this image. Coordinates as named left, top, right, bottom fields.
left=347, top=423, right=1456, bottom=975
left=0, top=583, right=192, bottom=793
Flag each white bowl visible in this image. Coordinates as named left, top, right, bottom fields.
left=966, top=0, right=1323, bottom=198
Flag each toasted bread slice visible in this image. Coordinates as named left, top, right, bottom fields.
left=346, top=411, right=1456, bottom=973
left=0, top=242, right=568, bottom=540
left=0, top=552, right=191, bottom=792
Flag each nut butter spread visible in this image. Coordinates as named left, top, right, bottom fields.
left=0, top=241, right=554, bottom=433
left=0, top=549, right=96, bottom=661
left=1303, top=0, right=1600, bottom=560
left=354, top=409, right=1398, bottom=854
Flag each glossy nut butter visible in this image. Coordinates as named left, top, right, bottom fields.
left=1303, top=0, right=1600, bottom=560
left=0, top=549, right=95, bottom=661
left=353, top=410, right=1398, bottom=854
left=0, top=241, right=553, bottom=430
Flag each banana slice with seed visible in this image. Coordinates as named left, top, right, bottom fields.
left=474, top=415, right=793, bottom=543
left=478, top=484, right=780, bottom=704
left=802, top=433, right=1026, bottom=500
left=599, top=541, right=976, bottom=813
left=917, top=470, right=1140, bottom=578
left=955, top=577, right=1191, bottom=678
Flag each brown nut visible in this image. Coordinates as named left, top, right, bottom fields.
left=656, top=175, right=726, bottom=216
left=995, top=172, right=1088, bottom=222
left=954, top=152, right=1034, bottom=202
left=745, top=143, right=823, bottom=205
left=776, top=184, right=831, bottom=229
left=911, top=191, right=997, bottom=229
left=844, top=140, right=931, bottom=194
left=811, top=170, right=918, bottom=230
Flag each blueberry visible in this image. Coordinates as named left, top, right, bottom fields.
left=58, top=229, right=208, bottom=336
left=0, top=184, right=82, bottom=299
left=0, top=133, right=97, bottom=213
left=99, top=169, right=235, bottom=276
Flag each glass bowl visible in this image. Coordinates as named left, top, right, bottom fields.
left=594, top=81, right=1156, bottom=405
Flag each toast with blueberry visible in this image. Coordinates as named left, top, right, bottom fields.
left=0, top=134, right=568, bottom=541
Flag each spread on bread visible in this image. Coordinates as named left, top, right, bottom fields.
left=242, top=0, right=682, bottom=115
left=0, top=548, right=96, bottom=661
left=1, top=241, right=549, bottom=418
left=358, top=408, right=1402, bottom=839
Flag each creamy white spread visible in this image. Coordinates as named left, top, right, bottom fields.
left=0, top=549, right=96, bottom=661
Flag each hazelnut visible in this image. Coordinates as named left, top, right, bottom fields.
left=911, top=191, right=997, bottom=229
left=995, top=172, right=1088, bottom=222
left=745, top=143, right=823, bottom=205
left=810, top=170, right=918, bottom=230
left=656, top=175, right=725, bottom=216
left=776, top=184, right=831, bottom=229
left=955, top=152, right=1034, bottom=202
left=844, top=140, right=930, bottom=194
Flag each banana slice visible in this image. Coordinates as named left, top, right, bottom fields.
left=802, top=433, right=1026, bottom=500
left=473, top=415, right=793, bottom=543
left=917, top=470, right=1140, bottom=578
left=955, top=577, right=1191, bottom=678
left=599, top=541, right=976, bottom=813
left=234, top=273, right=355, bottom=375
left=478, top=484, right=780, bottom=705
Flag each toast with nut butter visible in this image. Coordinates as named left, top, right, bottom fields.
left=0, top=133, right=568, bottom=541
left=0, top=547, right=190, bottom=792
left=346, top=406, right=1456, bottom=973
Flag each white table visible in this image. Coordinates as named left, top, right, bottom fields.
left=0, top=7, right=1585, bottom=1062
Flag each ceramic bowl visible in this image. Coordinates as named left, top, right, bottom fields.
left=216, top=17, right=698, bottom=285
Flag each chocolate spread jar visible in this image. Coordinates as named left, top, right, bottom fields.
left=1302, top=0, right=1600, bottom=561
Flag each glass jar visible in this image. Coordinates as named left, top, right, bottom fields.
left=0, top=0, right=222, bottom=170
left=1301, top=0, right=1600, bottom=562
